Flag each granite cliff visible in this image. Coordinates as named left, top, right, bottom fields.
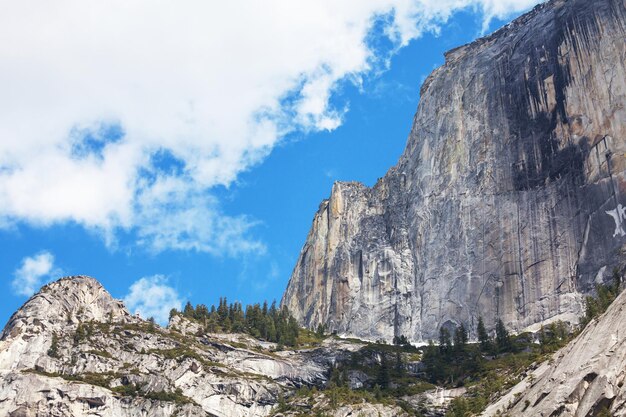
left=282, top=0, right=626, bottom=342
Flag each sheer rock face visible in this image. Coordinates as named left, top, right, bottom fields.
left=481, top=288, right=626, bottom=417
left=283, top=0, right=626, bottom=342
left=0, top=276, right=368, bottom=417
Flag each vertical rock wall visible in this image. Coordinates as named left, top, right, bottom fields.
left=283, top=0, right=626, bottom=342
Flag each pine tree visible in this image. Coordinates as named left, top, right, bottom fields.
left=329, top=366, right=345, bottom=387
left=495, top=319, right=511, bottom=354
left=476, top=316, right=491, bottom=352
left=394, top=351, right=405, bottom=377
left=232, top=302, right=245, bottom=332
left=422, top=340, right=445, bottom=383
left=439, top=327, right=452, bottom=354
left=373, top=384, right=383, bottom=400
left=205, top=315, right=218, bottom=333
left=194, top=304, right=209, bottom=321
left=267, top=319, right=277, bottom=342
left=183, top=301, right=194, bottom=317
left=454, top=324, right=468, bottom=353
left=180, top=297, right=301, bottom=347
left=316, top=323, right=326, bottom=338
left=74, top=323, right=88, bottom=346
left=217, top=297, right=228, bottom=322
left=376, top=354, right=391, bottom=389
left=269, top=301, right=277, bottom=318
left=222, top=316, right=232, bottom=332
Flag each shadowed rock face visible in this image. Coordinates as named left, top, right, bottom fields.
left=283, top=0, right=626, bottom=342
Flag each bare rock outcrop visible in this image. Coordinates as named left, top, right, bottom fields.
left=0, top=276, right=401, bottom=417
left=283, top=0, right=626, bottom=342
left=0, top=276, right=366, bottom=417
left=481, top=288, right=626, bottom=416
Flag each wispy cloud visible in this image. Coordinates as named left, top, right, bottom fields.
left=0, top=0, right=542, bottom=254
left=253, top=260, right=282, bottom=291
left=134, top=176, right=266, bottom=256
left=123, top=275, right=182, bottom=325
left=11, top=251, right=62, bottom=297
left=324, top=169, right=338, bottom=180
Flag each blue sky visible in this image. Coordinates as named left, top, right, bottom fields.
left=0, top=1, right=541, bottom=325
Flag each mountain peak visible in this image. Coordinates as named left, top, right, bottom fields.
left=2, top=275, right=132, bottom=342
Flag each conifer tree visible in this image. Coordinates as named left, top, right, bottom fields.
left=495, top=319, right=511, bottom=353
left=376, top=354, right=391, bottom=389
left=183, top=301, right=194, bottom=317
left=394, top=351, right=405, bottom=377
left=476, top=316, right=491, bottom=352
left=439, top=327, right=452, bottom=354
left=454, top=323, right=468, bottom=353
left=176, top=296, right=301, bottom=347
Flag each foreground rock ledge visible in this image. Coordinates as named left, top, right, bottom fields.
left=482, top=288, right=626, bottom=416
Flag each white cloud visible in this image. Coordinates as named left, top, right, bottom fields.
left=0, top=0, right=542, bottom=254
left=475, top=0, right=543, bottom=32
left=123, top=275, right=182, bottom=325
left=11, top=251, right=62, bottom=297
left=134, top=177, right=266, bottom=255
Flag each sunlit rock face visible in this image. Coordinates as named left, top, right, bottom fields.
left=0, top=276, right=367, bottom=417
left=283, top=0, right=626, bottom=342
left=482, top=288, right=626, bottom=416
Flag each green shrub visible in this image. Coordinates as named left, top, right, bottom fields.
left=47, top=333, right=60, bottom=358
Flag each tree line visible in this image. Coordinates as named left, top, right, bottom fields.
left=170, top=298, right=300, bottom=347
left=422, top=318, right=513, bottom=385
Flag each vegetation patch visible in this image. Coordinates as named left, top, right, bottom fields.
left=25, top=369, right=194, bottom=406
left=173, top=298, right=301, bottom=347
left=24, top=369, right=119, bottom=388
left=148, top=347, right=223, bottom=369
left=112, top=382, right=194, bottom=405
left=273, top=272, right=623, bottom=417
left=86, top=349, right=113, bottom=359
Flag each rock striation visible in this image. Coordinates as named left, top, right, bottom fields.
left=0, top=276, right=374, bottom=417
left=481, top=287, right=626, bottom=416
left=282, top=0, right=626, bottom=342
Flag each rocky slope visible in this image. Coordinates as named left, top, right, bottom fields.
left=481, top=286, right=626, bottom=416
left=283, top=0, right=626, bottom=342
left=0, top=276, right=382, bottom=417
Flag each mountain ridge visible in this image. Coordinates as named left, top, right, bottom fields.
left=3, top=273, right=626, bottom=416
left=0, top=276, right=354, bottom=417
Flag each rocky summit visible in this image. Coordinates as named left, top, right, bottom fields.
left=0, top=276, right=418, bottom=417
left=282, top=0, right=626, bottom=343
left=0, top=276, right=442, bottom=417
